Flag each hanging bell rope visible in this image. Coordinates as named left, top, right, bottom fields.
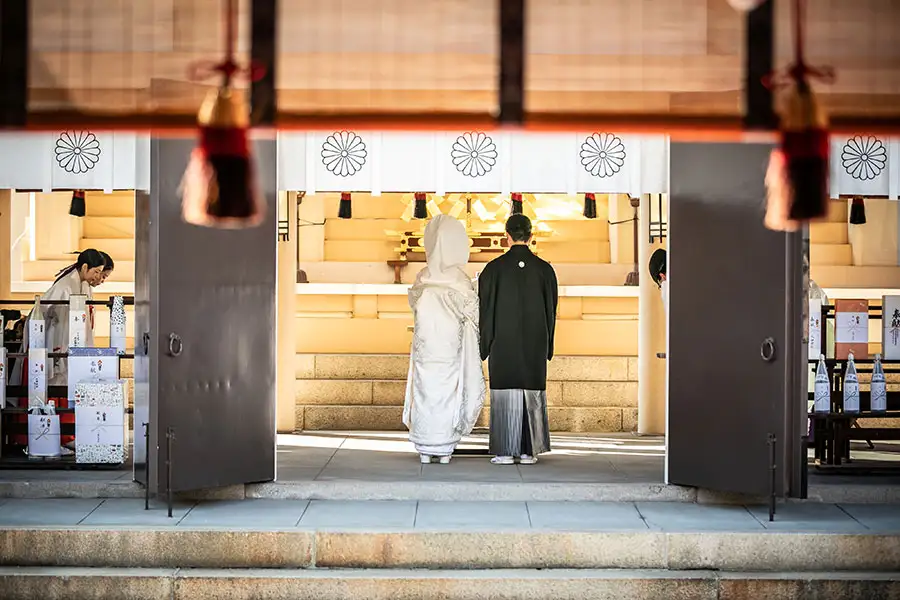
left=763, top=0, right=835, bottom=232
left=181, top=0, right=268, bottom=229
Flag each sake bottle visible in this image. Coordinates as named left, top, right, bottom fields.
left=814, top=354, right=831, bottom=413
left=109, top=296, right=127, bottom=354
left=28, top=294, right=46, bottom=350
left=871, top=353, right=887, bottom=413
left=843, top=351, right=860, bottom=413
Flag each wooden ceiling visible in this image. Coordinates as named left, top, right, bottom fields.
left=22, top=0, right=900, bottom=129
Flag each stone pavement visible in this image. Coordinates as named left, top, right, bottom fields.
left=2, top=497, right=900, bottom=531
left=2, top=432, right=899, bottom=502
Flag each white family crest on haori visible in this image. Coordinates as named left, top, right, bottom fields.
left=404, top=215, right=486, bottom=458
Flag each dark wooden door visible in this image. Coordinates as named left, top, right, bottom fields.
left=145, top=137, right=277, bottom=493
left=667, top=142, right=802, bottom=496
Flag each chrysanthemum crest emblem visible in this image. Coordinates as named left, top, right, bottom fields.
left=580, top=133, right=626, bottom=178
left=451, top=132, right=497, bottom=178
left=841, top=136, right=887, bottom=181
left=322, top=131, right=367, bottom=177
left=55, top=131, right=101, bottom=174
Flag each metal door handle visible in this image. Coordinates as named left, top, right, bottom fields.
left=142, top=332, right=150, bottom=355
left=167, top=333, right=183, bottom=357
left=760, top=337, right=777, bottom=362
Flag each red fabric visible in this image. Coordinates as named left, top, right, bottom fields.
left=782, top=129, right=829, bottom=160
left=200, top=126, right=249, bottom=158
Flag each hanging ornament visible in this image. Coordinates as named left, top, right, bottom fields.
left=69, top=190, right=86, bottom=218
left=763, top=0, right=834, bottom=232
left=413, top=192, right=428, bottom=220
left=338, top=192, right=352, bottom=219
left=181, top=0, right=266, bottom=229
left=583, top=193, right=597, bottom=219
left=510, top=192, right=523, bottom=216
left=849, top=196, right=867, bottom=225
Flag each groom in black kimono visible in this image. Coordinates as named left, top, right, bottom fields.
left=478, top=214, right=558, bottom=465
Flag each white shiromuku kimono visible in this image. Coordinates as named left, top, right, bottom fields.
left=10, top=269, right=93, bottom=387
left=403, top=215, right=486, bottom=457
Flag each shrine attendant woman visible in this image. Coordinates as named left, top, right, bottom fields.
left=9, top=249, right=107, bottom=450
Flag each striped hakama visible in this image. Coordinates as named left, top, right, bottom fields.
left=489, top=389, right=551, bottom=457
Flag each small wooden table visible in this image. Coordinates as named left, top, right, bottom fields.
left=387, top=260, right=409, bottom=284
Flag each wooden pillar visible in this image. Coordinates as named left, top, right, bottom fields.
left=276, top=191, right=298, bottom=432
left=637, top=195, right=666, bottom=435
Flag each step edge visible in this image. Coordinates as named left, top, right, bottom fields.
left=2, top=566, right=899, bottom=580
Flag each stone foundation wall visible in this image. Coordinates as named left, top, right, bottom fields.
left=294, top=354, right=638, bottom=433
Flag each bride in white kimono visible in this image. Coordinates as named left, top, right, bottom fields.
left=403, top=215, right=486, bottom=464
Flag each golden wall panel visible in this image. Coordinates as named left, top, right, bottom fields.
left=325, top=219, right=410, bottom=241
left=582, top=297, right=640, bottom=315
left=295, top=316, right=637, bottom=356
left=377, top=296, right=412, bottom=314
left=539, top=240, right=611, bottom=264
left=324, top=240, right=397, bottom=262
left=296, top=295, right=354, bottom=313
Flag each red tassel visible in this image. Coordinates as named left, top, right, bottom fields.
left=181, top=88, right=264, bottom=229
left=783, top=127, right=829, bottom=222
left=413, top=192, right=427, bottom=219
left=761, top=0, right=835, bottom=231
left=583, top=193, right=597, bottom=219
left=849, top=196, right=866, bottom=225
left=69, top=190, right=86, bottom=217
left=338, top=192, right=352, bottom=219
left=510, top=192, right=523, bottom=215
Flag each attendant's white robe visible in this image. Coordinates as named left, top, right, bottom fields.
left=10, top=270, right=93, bottom=390
left=403, top=215, right=486, bottom=456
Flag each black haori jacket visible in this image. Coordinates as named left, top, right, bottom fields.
left=478, top=244, right=559, bottom=391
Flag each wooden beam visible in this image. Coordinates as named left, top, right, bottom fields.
left=0, top=0, right=29, bottom=126
left=744, top=0, right=776, bottom=130
left=498, top=0, right=525, bottom=125
left=250, top=0, right=277, bottom=127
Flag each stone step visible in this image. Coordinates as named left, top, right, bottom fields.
left=79, top=238, right=135, bottom=261
left=811, top=265, right=900, bottom=288
left=825, top=198, right=848, bottom=223
left=1, top=567, right=898, bottom=600
left=297, top=403, right=636, bottom=433
left=809, top=221, right=849, bottom=244
left=21, top=259, right=135, bottom=282
left=2, top=478, right=899, bottom=503
left=84, top=192, right=135, bottom=218
left=82, top=216, right=135, bottom=239
left=2, top=527, right=898, bottom=572
left=296, top=354, right=638, bottom=382
left=810, top=243, right=853, bottom=266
